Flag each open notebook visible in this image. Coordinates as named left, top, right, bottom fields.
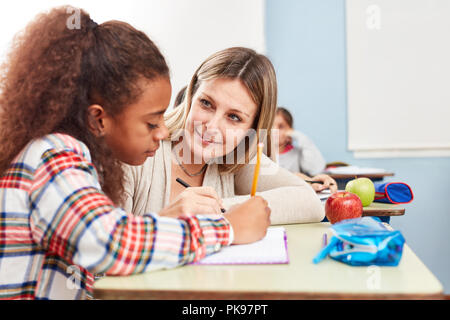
left=324, top=166, right=387, bottom=175
left=193, top=226, right=289, bottom=265
left=317, top=189, right=332, bottom=202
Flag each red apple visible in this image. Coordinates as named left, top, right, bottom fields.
left=325, top=191, right=363, bottom=224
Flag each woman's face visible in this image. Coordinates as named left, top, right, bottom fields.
left=102, top=77, right=171, bottom=165
left=273, top=113, right=292, bottom=147
left=184, top=78, right=258, bottom=163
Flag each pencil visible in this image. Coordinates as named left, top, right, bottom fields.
left=250, top=143, right=264, bottom=197
left=175, top=177, right=190, bottom=188
left=305, top=180, right=336, bottom=186
left=305, top=180, right=324, bottom=185
left=322, top=233, right=328, bottom=248
left=175, top=178, right=226, bottom=213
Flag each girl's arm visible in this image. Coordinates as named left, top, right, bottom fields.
left=29, top=148, right=230, bottom=276
left=223, top=153, right=325, bottom=225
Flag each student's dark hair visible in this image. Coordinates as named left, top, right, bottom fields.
left=276, top=107, right=293, bottom=128
left=0, top=6, right=169, bottom=204
left=174, top=85, right=187, bottom=108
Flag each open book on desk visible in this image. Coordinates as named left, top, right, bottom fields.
left=317, top=189, right=332, bottom=202
left=324, top=166, right=387, bottom=175
left=192, top=227, right=289, bottom=265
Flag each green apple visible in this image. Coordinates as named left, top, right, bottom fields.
left=345, top=177, right=375, bottom=207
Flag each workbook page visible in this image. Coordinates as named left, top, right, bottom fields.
left=193, top=227, right=288, bottom=265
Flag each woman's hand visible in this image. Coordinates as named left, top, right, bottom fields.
left=159, top=186, right=224, bottom=218
left=223, top=196, right=271, bottom=245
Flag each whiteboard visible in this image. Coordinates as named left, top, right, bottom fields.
left=346, top=0, right=450, bottom=157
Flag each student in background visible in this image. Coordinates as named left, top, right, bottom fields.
left=121, top=47, right=325, bottom=225
left=274, top=107, right=337, bottom=193
left=0, top=7, right=270, bottom=300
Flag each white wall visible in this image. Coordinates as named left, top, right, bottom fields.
left=0, top=0, right=265, bottom=107
left=346, top=0, right=450, bottom=158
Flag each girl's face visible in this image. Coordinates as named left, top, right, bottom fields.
left=184, top=78, right=258, bottom=163
left=102, top=77, right=171, bottom=165
left=273, top=113, right=292, bottom=147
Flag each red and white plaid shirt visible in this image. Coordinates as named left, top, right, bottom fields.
left=0, top=133, right=230, bottom=300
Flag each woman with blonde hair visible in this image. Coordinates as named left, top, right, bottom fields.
left=121, top=47, right=324, bottom=224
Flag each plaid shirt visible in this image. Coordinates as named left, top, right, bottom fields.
left=0, top=134, right=230, bottom=300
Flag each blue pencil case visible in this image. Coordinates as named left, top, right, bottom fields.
left=374, top=182, right=414, bottom=204
left=313, top=217, right=405, bottom=266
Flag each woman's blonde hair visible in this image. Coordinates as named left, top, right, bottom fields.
left=165, top=47, right=277, bottom=174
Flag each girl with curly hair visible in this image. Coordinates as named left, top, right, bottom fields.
left=0, top=6, right=270, bottom=300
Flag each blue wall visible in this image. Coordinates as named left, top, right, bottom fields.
left=266, top=0, right=450, bottom=294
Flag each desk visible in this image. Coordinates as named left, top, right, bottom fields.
left=328, top=172, right=395, bottom=180
left=94, top=223, right=443, bottom=300
left=328, top=172, right=395, bottom=190
left=362, top=202, right=405, bottom=217
left=320, top=201, right=405, bottom=223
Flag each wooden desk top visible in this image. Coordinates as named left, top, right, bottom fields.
left=94, top=223, right=443, bottom=300
left=328, top=172, right=394, bottom=180
left=362, top=202, right=405, bottom=217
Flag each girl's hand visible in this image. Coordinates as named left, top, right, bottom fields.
left=223, top=196, right=271, bottom=245
left=309, top=174, right=338, bottom=193
left=159, top=186, right=224, bottom=218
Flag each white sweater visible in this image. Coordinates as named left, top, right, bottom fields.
left=277, top=130, right=326, bottom=176
left=120, top=140, right=325, bottom=225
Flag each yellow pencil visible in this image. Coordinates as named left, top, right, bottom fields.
left=250, top=143, right=264, bottom=197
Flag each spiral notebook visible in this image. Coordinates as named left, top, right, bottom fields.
left=193, top=227, right=289, bottom=265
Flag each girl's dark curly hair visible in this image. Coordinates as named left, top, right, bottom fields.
left=0, top=6, right=169, bottom=204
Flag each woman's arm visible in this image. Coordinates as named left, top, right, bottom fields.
left=224, top=153, right=325, bottom=225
